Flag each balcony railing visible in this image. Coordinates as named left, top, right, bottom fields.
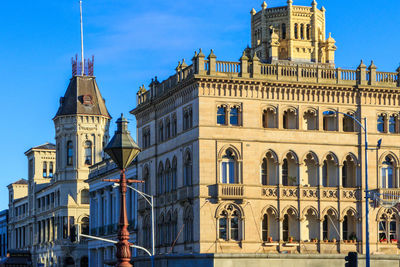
left=178, top=186, right=193, bottom=202
left=217, top=184, right=244, bottom=200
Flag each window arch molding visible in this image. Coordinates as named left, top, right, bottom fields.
left=260, top=149, right=279, bottom=186
left=378, top=152, right=400, bottom=167
left=320, top=206, right=339, bottom=221
left=260, top=149, right=279, bottom=164
left=260, top=205, right=279, bottom=220
left=261, top=105, right=278, bottom=128
left=340, top=207, right=359, bottom=222
left=280, top=150, right=299, bottom=164
left=341, top=153, right=359, bottom=167
left=301, top=151, right=320, bottom=166
left=322, top=152, right=339, bottom=166
left=300, top=205, right=319, bottom=221
left=376, top=207, right=400, bottom=222
left=280, top=205, right=299, bottom=221
left=217, top=145, right=242, bottom=184
left=378, top=152, right=399, bottom=188
left=215, top=202, right=244, bottom=241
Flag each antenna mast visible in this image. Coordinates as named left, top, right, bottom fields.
left=80, top=0, right=84, bottom=76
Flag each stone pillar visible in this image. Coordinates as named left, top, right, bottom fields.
left=357, top=60, right=367, bottom=85
left=368, top=61, right=377, bottom=86
left=207, top=50, right=217, bottom=75
left=338, top=164, right=343, bottom=188
left=240, top=52, right=249, bottom=78
left=318, top=110, right=324, bottom=131
left=251, top=53, right=261, bottom=78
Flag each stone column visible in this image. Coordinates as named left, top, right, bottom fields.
left=338, top=164, right=343, bottom=187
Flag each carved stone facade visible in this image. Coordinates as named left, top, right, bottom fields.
left=132, top=1, right=400, bottom=264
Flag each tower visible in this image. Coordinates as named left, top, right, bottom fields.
left=249, top=0, right=336, bottom=65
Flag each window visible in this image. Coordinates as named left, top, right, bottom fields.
left=183, top=107, right=193, bottom=130
left=378, top=212, right=397, bottom=242
left=381, top=156, right=395, bottom=188
left=81, top=189, right=89, bottom=204
left=343, top=215, right=348, bottom=240
left=377, top=114, right=386, bottom=133
left=262, top=108, right=277, bottom=128
left=43, top=162, right=47, bottom=178
left=342, top=155, right=357, bottom=187
left=84, top=141, right=92, bottom=165
left=29, top=159, right=34, bottom=179
left=81, top=217, right=89, bottom=235
left=165, top=118, right=171, bottom=139
left=143, top=167, right=150, bottom=194
left=230, top=107, right=240, bottom=126
left=303, top=110, right=317, bottom=130
left=184, top=207, right=193, bottom=242
left=67, top=141, right=73, bottom=166
left=323, top=112, right=337, bottom=131
left=282, top=23, right=286, bottom=39
left=49, top=162, right=54, bottom=178
left=283, top=109, right=297, bottom=129
left=261, top=151, right=278, bottom=186
left=294, top=23, right=298, bottom=39
left=184, top=151, right=192, bottom=186
left=322, top=154, right=338, bottom=187
left=142, top=128, right=151, bottom=148
left=304, top=153, right=318, bottom=186
left=261, top=159, right=268, bottom=186
left=217, top=106, right=227, bottom=125
left=323, top=215, right=328, bottom=240
left=343, top=113, right=355, bottom=132
left=262, top=214, right=268, bottom=241
left=306, top=24, right=311, bottom=40
left=283, top=214, right=289, bottom=241
left=220, top=149, right=238, bottom=184
left=157, top=163, right=164, bottom=195
left=158, top=121, right=164, bottom=142
left=282, top=152, right=298, bottom=186
left=300, top=24, right=304, bottom=39
left=172, top=114, right=177, bottom=137
left=165, top=160, right=171, bottom=193
left=172, top=158, right=177, bottom=190
left=389, top=115, right=397, bottom=133
left=217, top=204, right=242, bottom=241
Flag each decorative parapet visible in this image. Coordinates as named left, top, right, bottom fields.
left=217, top=184, right=244, bottom=200
left=136, top=49, right=400, bottom=107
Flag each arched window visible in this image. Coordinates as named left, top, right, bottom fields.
left=282, top=152, right=298, bottom=186
left=389, top=115, right=397, bottom=133
left=166, top=213, right=172, bottom=245
left=322, top=209, right=339, bottom=241
left=217, top=106, right=227, bottom=125
left=165, top=118, right=171, bottom=139
left=283, top=214, right=289, bottom=241
left=343, top=113, right=355, bottom=132
left=157, top=163, right=164, bottom=195
left=183, top=107, right=193, bottom=130
left=322, top=154, right=338, bottom=187
left=165, top=160, right=171, bottom=193
left=172, top=114, right=177, bottom=137
left=306, top=24, right=311, bottom=40
left=159, top=121, right=164, bottom=142
left=378, top=211, right=397, bottom=243
left=304, top=153, right=318, bottom=186
left=261, top=151, right=278, bottom=185
left=294, top=23, right=298, bottom=39
left=303, top=110, right=317, bottom=130
left=342, top=155, right=357, bottom=187
left=322, top=215, right=328, bottom=240
left=81, top=217, right=89, bottom=235
left=221, top=149, right=238, bottom=184
left=142, top=215, right=151, bottom=248
left=84, top=141, right=92, bottom=165
left=158, top=214, right=164, bottom=246
left=49, top=162, right=54, bottom=178
left=262, top=214, right=268, bottom=241
left=143, top=167, right=150, bottom=194
left=283, top=109, right=297, bottom=129
left=230, top=107, right=240, bottom=126
left=184, top=207, right=193, bottom=242
left=43, top=162, right=47, bottom=178
left=282, top=23, right=286, bottom=39
left=183, top=151, right=192, bottom=186
left=323, top=111, right=337, bottom=131
left=262, top=108, right=277, bottom=128
left=300, top=24, right=304, bottom=39
left=381, top=156, right=396, bottom=188
left=81, top=189, right=89, bottom=204
left=172, top=157, right=177, bottom=190
left=377, top=114, right=386, bottom=133
left=217, top=204, right=242, bottom=241
left=67, top=141, right=73, bottom=166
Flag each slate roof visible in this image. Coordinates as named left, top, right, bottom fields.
left=55, top=75, right=110, bottom=118
left=32, top=142, right=56, bottom=150
left=12, top=179, right=28, bottom=185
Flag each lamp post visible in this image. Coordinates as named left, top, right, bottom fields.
left=103, top=114, right=142, bottom=267
left=323, top=110, right=374, bottom=267
left=112, top=183, right=155, bottom=267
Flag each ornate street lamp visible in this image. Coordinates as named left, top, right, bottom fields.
left=104, top=114, right=142, bottom=267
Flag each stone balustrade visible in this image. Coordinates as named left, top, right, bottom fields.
left=217, top=184, right=244, bottom=200
left=137, top=50, right=400, bottom=106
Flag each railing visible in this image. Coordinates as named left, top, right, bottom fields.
left=261, top=186, right=278, bottom=198
left=217, top=184, right=244, bottom=199
left=374, top=188, right=400, bottom=201
left=178, top=186, right=193, bottom=202
left=261, top=186, right=359, bottom=201
left=216, top=61, right=240, bottom=73
left=136, top=51, right=400, bottom=107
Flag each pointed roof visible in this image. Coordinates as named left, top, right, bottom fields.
left=12, top=179, right=28, bottom=185
left=55, top=75, right=110, bottom=118
left=32, top=142, right=56, bottom=150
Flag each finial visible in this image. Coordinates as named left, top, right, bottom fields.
left=368, top=60, right=377, bottom=70
left=208, top=49, right=217, bottom=59
left=262, top=1, right=267, bottom=10
left=240, top=50, right=249, bottom=61
left=253, top=52, right=260, bottom=61
left=251, top=8, right=256, bottom=15
left=311, top=0, right=317, bottom=7
left=181, top=58, right=188, bottom=68
left=358, top=60, right=366, bottom=69
left=287, top=0, right=293, bottom=5
left=320, top=6, right=326, bottom=12
left=198, top=48, right=205, bottom=57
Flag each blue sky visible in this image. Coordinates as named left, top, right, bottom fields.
left=0, top=0, right=399, bottom=210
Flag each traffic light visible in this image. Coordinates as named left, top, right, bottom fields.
left=345, top=252, right=358, bottom=267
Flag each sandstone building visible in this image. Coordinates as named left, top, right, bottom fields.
left=7, top=63, right=111, bottom=266
left=132, top=1, right=400, bottom=266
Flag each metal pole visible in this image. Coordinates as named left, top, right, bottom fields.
left=364, top=117, right=370, bottom=267
left=79, top=0, right=84, bottom=75
left=151, top=195, right=155, bottom=267
left=116, top=169, right=132, bottom=267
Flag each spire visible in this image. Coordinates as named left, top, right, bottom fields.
left=311, top=0, right=317, bottom=7
left=79, top=0, right=85, bottom=76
